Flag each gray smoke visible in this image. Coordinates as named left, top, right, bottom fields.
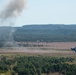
left=0, top=0, right=26, bottom=47
left=0, top=0, right=26, bottom=24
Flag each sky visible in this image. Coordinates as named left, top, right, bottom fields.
left=0, top=0, right=76, bottom=26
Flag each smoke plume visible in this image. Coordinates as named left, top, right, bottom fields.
left=0, top=0, right=26, bottom=47
left=0, top=0, right=26, bottom=24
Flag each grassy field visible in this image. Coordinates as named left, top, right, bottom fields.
left=0, top=46, right=75, bottom=57
left=0, top=42, right=76, bottom=75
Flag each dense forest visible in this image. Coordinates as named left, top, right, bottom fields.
left=0, top=55, right=76, bottom=75
left=0, top=24, right=76, bottom=43
left=14, top=24, right=76, bottom=42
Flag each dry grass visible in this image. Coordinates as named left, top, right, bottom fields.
left=0, top=42, right=76, bottom=57
left=42, top=72, right=63, bottom=75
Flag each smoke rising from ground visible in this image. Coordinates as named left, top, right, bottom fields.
left=0, top=0, right=26, bottom=47
left=0, top=0, right=26, bottom=25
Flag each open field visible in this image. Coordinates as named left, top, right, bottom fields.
left=17, top=42, right=76, bottom=49
left=0, top=42, right=76, bottom=57
left=0, top=41, right=76, bottom=75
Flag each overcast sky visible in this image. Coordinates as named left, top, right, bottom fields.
left=0, top=0, right=76, bottom=26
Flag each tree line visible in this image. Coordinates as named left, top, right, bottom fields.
left=0, top=25, right=76, bottom=47
left=13, top=25, right=76, bottom=42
